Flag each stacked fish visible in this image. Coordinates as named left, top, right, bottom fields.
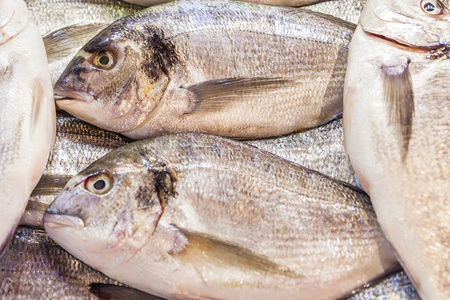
left=0, top=0, right=447, bottom=299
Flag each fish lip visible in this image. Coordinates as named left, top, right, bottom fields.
left=53, top=86, right=93, bottom=103
left=364, top=31, right=444, bottom=51
left=43, top=212, right=85, bottom=230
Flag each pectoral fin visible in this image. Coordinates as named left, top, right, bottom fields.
left=89, top=283, right=165, bottom=300
left=382, top=61, right=414, bottom=162
left=172, top=226, right=301, bottom=278
left=185, top=77, right=291, bottom=113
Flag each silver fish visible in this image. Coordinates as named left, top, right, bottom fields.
left=246, top=118, right=358, bottom=186
left=305, top=0, right=367, bottom=24
left=25, top=0, right=143, bottom=35
left=54, top=0, right=355, bottom=139
left=44, top=133, right=398, bottom=300
left=0, top=0, right=55, bottom=257
left=348, top=271, right=420, bottom=300
left=121, top=0, right=330, bottom=6
left=344, top=0, right=450, bottom=299
left=0, top=227, right=120, bottom=299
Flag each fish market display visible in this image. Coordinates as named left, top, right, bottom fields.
left=55, top=0, right=355, bottom=139
left=0, top=227, right=121, bottom=299
left=0, top=0, right=55, bottom=257
left=305, top=0, right=367, bottom=24
left=246, top=118, right=357, bottom=186
left=25, top=0, right=143, bottom=36
left=348, top=271, right=420, bottom=300
left=344, top=0, right=450, bottom=299
left=44, top=133, right=398, bottom=300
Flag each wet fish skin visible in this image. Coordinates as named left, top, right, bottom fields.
left=347, top=271, right=420, bottom=300
left=0, top=0, right=55, bottom=257
left=54, top=0, right=355, bottom=139
left=25, top=0, right=143, bottom=36
left=0, top=227, right=123, bottom=299
left=344, top=0, right=450, bottom=299
left=246, top=118, right=358, bottom=186
left=44, top=133, right=398, bottom=300
left=305, top=0, right=367, bottom=24
left=122, top=0, right=329, bottom=6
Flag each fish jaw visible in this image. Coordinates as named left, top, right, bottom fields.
left=361, top=0, right=450, bottom=49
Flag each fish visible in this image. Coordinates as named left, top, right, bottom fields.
left=25, top=0, right=144, bottom=36
left=54, top=0, right=355, bottom=139
left=0, top=226, right=124, bottom=299
left=305, top=0, right=367, bottom=24
left=43, top=132, right=398, bottom=300
left=343, top=0, right=450, bottom=299
left=347, top=271, right=420, bottom=300
left=0, top=0, right=55, bottom=257
left=246, top=118, right=358, bottom=186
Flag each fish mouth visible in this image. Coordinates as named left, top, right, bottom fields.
left=53, top=87, right=93, bottom=103
left=365, top=31, right=445, bottom=52
left=43, top=212, right=85, bottom=230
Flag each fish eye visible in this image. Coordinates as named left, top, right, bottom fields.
left=92, top=50, right=116, bottom=70
left=84, top=173, right=114, bottom=195
left=421, top=0, right=443, bottom=15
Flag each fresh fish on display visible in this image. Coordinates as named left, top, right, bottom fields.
left=305, top=0, right=367, bottom=24
left=0, top=0, right=55, bottom=257
left=25, top=0, right=143, bottom=36
left=348, top=271, right=420, bottom=300
left=54, top=0, right=355, bottom=139
left=44, top=133, right=398, bottom=300
left=344, top=0, right=450, bottom=299
left=246, top=118, right=357, bottom=186
left=0, top=227, right=122, bottom=299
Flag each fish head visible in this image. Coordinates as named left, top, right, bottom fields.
left=361, top=0, right=450, bottom=48
left=43, top=146, right=165, bottom=269
left=54, top=20, right=175, bottom=134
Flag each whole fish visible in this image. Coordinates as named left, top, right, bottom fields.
left=54, top=0, right=355, bottom=139
left=0, top=226, right=127, bottom=299
left=44, top=133, right=398, bottom=300
left=348, top=271, right=420, bottom=300
left=25, top=0, right=143, bottom=36
left=344, top=0, right=450, bottom=299
left=0, top=0, right=55, bottom=257
left=246, top=118, right=358, bottom=186
left=305, top=0, right=367, bottom=24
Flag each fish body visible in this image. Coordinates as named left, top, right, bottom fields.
left=0, top=0, right=55, bottom=257
left=55, top=0, right=355, bottom=139
left=44, top=133, right=397, bottom=300
left=121, top=0, right=328, bottom=6
left=25, top=0, right=143, bottom=36
left=246, top=118, right=357, bottom=186
left=305, top=0, right=366, bottom=24
left=348, top=271, right=420, bottom=300
left=344, top=0, right=450, bottom=299
left=0, top=227, right=121, bottom=299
